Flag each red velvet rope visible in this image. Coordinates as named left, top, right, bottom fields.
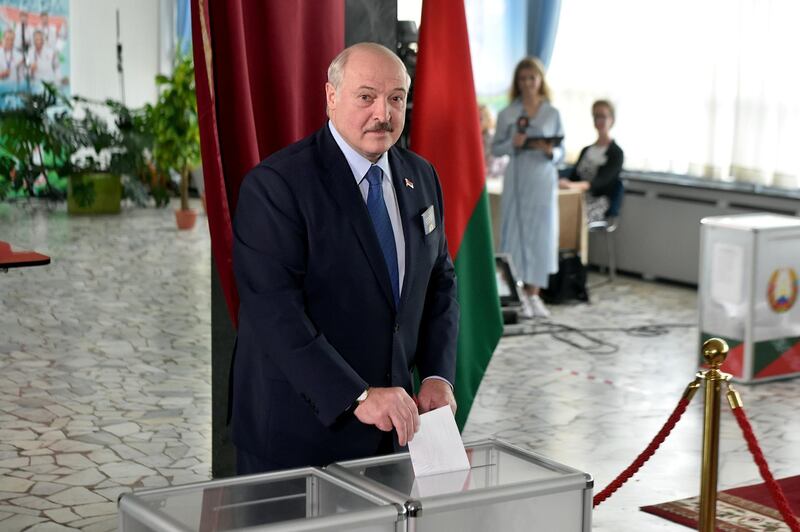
left=593, top=398, right=690, bottom=507
left=731, top=407, right=800, bottom=531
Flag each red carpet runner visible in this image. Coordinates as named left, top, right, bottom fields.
left=641, top=475, right=800, bottom=531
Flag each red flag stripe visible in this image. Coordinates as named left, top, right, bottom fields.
left=411, top=0, right=486, bottom=259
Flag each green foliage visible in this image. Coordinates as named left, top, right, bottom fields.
left=0, top=84, right=167, bottom=206
left=71, top=174, right=96, bottom=207
left=146, top=53, right=200, bottom=211
left=0, top=55, right=200, bottom=209
left=0, top=83, right=75, bottom=199
left=0, top=152, right=14, bottom=200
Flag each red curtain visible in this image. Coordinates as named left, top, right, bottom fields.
left=191, top=0, right=345, bottom=326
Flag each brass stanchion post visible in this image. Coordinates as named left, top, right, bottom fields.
left=698, top=338, right=730, bottom=532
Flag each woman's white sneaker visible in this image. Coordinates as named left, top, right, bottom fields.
left=520, top=296, right=535, bottom=318
left=528, top=294, right=551, bottom=318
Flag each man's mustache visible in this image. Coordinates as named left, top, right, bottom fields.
left=364, top=122, right=393, bottom=133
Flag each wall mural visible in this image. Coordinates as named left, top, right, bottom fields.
left=0, top=0, right=69, bottom=109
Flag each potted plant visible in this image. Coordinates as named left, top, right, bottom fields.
left=66, top=102, right=124, bottom=214
left=0, top=83, right=172, bottom=212
left=0, top=83, right=72, bottom=202
left=147, top=52, right=201, bottom=229
left=104, top=98, right=169, bottom=208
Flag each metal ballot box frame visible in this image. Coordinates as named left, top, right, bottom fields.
left=699, top=213, right=800, bottom=383
left=326, top=438, right=592, bottom=532
left=118, top=466, right=406, bottom=532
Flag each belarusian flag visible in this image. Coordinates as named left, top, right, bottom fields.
left=411, top=0, right=504, bottom=430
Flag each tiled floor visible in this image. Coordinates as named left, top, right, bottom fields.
left=1, top=201, right=798, bottom=531
left=1, top=201, right=211, bottom=531
left=463, top=280, right=800, bottom=530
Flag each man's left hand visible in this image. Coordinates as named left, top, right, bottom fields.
left=417, top=379, right=457, bottom=415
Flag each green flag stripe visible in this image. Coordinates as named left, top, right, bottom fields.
left=453, top=188, right=504, bottom=430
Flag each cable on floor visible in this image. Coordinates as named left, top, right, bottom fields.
left=502, top=320, right=696, bottom=355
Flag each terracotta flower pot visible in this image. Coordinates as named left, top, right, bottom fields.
left=175, top=208, right=198, bottom=230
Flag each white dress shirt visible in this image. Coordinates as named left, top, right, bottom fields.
left=27, top=44, right=59, bottom=83
left=0, top=48, right=22, bottom=83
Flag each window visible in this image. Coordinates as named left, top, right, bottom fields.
left=547, top=0, right=800, bottom=189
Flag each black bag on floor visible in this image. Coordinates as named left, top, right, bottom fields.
left=540, top=251, right=589, bottom=304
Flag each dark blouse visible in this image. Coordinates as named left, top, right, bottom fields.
left=568, top=140, right=624, bottom=198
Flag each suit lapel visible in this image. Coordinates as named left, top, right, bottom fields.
left=316, top=127, right=396, bottom=310
left=388, top=148, right=415, bottom=311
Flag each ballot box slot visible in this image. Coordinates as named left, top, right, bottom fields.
left=212, top=491, right=307, bottom=511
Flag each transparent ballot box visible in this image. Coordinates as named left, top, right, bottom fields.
left=118, top=467, right=405, bottom=531
left=699, top=213, right=800, bottom=382
left=327, top=438, right=592, bottom=531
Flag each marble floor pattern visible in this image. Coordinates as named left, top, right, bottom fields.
left=1, top=200, right=799, bottom=531
left=1, top=201, right=211, bottom=532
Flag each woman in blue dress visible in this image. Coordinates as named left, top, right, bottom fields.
left=492, top=57, right=564, bottom=318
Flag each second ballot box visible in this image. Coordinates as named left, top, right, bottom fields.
left=326, top=438, right=592, bottom=531
left=118, top=466, right=406, bottom=531
left=699, top=213, right=800, bottom=382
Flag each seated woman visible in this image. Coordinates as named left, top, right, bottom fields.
left=559, top=99, right=623, bottom=223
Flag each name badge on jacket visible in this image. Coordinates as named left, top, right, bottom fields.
left=422, top=205, right=436, bottom=235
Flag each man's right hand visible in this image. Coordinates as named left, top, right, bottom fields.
left=354, top=387, right=420, bottom=446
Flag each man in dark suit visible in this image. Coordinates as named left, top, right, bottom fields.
left=231, top=42, right=459, bottom=474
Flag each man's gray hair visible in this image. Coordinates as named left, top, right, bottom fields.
left=327, top=42, right=410, bottom=91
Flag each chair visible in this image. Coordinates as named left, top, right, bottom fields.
left=588, top=180, right=624, bottom=282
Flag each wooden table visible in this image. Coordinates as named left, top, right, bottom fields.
left=557, top=188, right=588, bottom=263
left=487, top=181, right=588, bottom=263
left=0, top=241, right=51, bottom=271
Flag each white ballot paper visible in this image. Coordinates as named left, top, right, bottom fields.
left=411, top=467, right=471, bottom=498
left=408, top=405, right=470, bottom=477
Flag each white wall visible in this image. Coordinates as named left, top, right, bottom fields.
left=69, top=0, right=172, bottom=108
left=590, top=176, right=800, bottom=284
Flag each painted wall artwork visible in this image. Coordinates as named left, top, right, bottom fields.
left=0, top=0, right=69, bottom=109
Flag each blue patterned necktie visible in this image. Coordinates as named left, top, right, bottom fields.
left=365, top=165, right=399, bottom=306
